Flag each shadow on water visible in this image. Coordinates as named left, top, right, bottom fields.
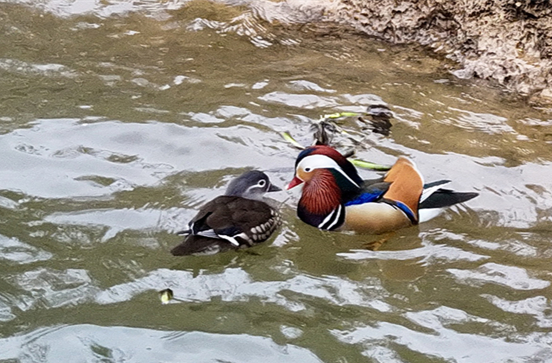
left=1, top=0, right=552, bottom=362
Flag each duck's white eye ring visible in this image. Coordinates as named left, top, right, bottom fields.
left=304, top=167, right=312, bottom=172
left=258, top=179, right=266, bottom=187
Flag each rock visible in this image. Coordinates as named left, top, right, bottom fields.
left=321, top=0, right=552, bottom=103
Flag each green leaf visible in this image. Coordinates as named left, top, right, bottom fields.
left=280, top=131, right=305, bottom=149
left=349, top=159, right=391, bottom=171
left=324, top=112, right=361, bottom=119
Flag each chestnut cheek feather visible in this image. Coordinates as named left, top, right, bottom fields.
left=300, top=170, right=342, bottom=215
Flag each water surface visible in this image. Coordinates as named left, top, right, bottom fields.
left=1, top=1, right=552, bottom=362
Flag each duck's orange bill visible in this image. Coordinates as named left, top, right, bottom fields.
left=286, top=176, right=303, bottom=190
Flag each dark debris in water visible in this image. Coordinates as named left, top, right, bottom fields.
left=361, top=104, right=393, bottom=137
left=281, top=106, right=393, bottom=171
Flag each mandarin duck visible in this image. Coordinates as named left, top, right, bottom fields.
left=287, top=145, right=478, bottom=234
left=171, top=170, right=281, bottom=256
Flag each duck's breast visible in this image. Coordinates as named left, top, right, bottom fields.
left=343, top=202, right=413, bottom=234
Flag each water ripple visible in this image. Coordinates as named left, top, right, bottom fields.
left=259, top=91, right=338, bottom=109
left=43, top=208, right=166, bottom=242
left=0, top=58, right=78, bottom=78
left=0, top=324, right=324, bottom=363
left=337, top=243, right=488, bottom=264
left=0, top=235, right=53, bottom=264
left=95, top=267, right=391, bottom=313
left=0, top=118, right=291, bottom=198
left=8, top=268, right=99, bottom=310
left=447, top=262, right=550, bottom=290
left=483, top=295, right=552, bottom=328
left=331, top=305, right=552, bottom=362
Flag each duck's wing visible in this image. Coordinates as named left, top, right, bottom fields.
left=380, top=157, right=424, bottom=216
left=345, top=158, right=424, bottom=210
left=344, top=180, right=390, bottom=206
left=224, top=197, right=280, bottom=244
left=181, top=196, right=233, bottom=236
left=174, top=196, right=279, bottom=254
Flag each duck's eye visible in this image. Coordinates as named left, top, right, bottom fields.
left=258, top=179, right=266, bottom=187
left=304, top=167, right=312, bottom=173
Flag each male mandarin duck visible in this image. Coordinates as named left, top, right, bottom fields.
left=287, top=145, right=478, bottom=234
left=171, top=170, right=281, bottom=256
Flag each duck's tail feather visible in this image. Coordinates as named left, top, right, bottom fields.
left=170, top=235, right=236, bottom=256
left=419, top=189, right=479, bottom=209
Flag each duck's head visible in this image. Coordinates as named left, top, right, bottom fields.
left=225, top=170, right=281, bottom=200
left=287, top=145, right=362, bottom=192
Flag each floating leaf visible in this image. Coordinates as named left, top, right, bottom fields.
left=349, top=159, right=391, bottom=171
left=323, top=112, right=361, bottom=119
left=280, top=131, right=305, bottom=149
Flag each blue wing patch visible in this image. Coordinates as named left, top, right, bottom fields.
left=345, top=191, right=382, bottom=206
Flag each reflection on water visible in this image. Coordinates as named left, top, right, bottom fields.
left=1, top=0, right=552, bottom=362
left=0, top=324, right=324, bottom=363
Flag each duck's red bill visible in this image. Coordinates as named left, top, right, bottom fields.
left=286, top=176, right=303, bottom=190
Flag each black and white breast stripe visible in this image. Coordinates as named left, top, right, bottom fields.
left=318, top=204, right=345, bottom=231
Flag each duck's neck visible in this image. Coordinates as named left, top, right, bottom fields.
left=300, top=170, right=343, bottom=215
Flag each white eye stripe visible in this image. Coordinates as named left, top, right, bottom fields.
left=244, top=179, right=267, bottom=192
left=297, top=154, right=360, bottom=188
left=297, top=154, right=339, bottom=170
left=246, top=183, right=264, bottom=192
left=246, top=185, right=258, bottom=192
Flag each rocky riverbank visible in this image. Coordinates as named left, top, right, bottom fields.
left=325, top=0, right=552, bottom=106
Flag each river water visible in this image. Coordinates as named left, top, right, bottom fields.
left=1, top=1, right=552, bottom=362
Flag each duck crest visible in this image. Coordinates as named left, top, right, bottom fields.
left=296, top=145, right=363, bottom=187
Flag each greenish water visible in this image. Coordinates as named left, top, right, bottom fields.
left=1, top=1, right=552, bottom=362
